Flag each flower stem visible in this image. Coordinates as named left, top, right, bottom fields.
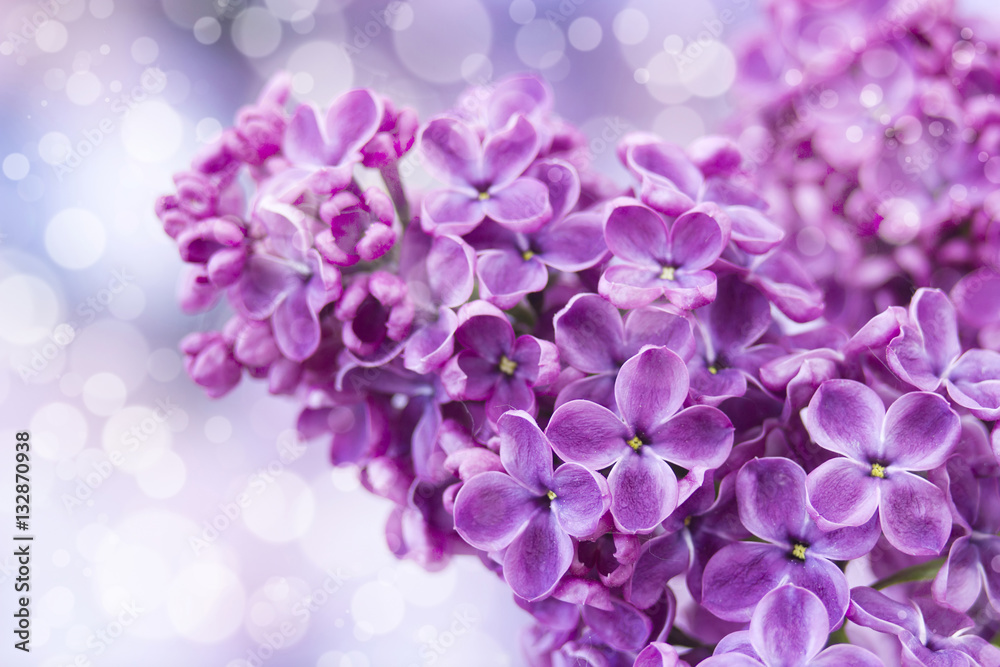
left=871, top=557, right=946, bottom=590
left=380, top=162, right=410, bottom=226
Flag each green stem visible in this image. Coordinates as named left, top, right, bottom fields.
left=666, top=626, right=711, bottom=650
left=379, top=162, right=410, bottom=226
left=871, top=557, right=946, bottom=590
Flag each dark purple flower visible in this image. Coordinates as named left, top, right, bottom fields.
left=888, top=287, right=1000, bottom=420
left=453, top=410, right=609, bottom=600
left=229, top=200, right=342, bottom=361
left=441, top=301, right=559, bottom=424
left=546, top=346, right=734, bottom=533
left=802, top=380, right=961, bottom=555
left=418, top=115, right=551, bottom=236
left=599, top=199, right=727, bottom=310
left=848, top=587, right=1000, bottom=667
left=553, top=292, right=694, bottom=410
left=702, top=585, right=882, bottom=666
left=702, top=457, right=879, bottom=628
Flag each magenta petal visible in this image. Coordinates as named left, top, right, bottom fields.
left=581, top=598, right=653, bottom=652
left=634, top=643, right=687, bottom=667
left=324, top=89, right=382, bottom=165
left=231, top=253, right=298, bottom=319
left=624, top=306, right=696, bottom=361
left=667, top=269, right=718, bottom=310
left=283, top=104, right=328, bottom=165
left=271, top=287, right=320, bottom=361
left=802, top=379, right=885, bottom=460
left=554, top=294, right=624, bottom=374
left=608, top=452, right=679, bottom=533
left=483, top=177, right=552, bottom=233
left=726, top=205, right=785, bottom=255
left=427, top=234, right=476, bottom=308
left=546, top=400, right=630, bottom=469
left=805, top=458, right=880, bottom=529
left=551, top=464, right=611, bottom=537
left=604, top=201, right=668, bottom=267
left=442, top=351, right=496, bottom=401
left=455, top=301, right=514, bottom=361
left=453, top=471, right=538, bottom=551
left=599, top=264, right=664, bottom=309
left=933, top=537, right=983, bottom=613
left=615, top=346, right=689, bottom=435
left=735, top=458, right=809, bottom=546
left=535, top=211, right=607, bottom=272
left=498, top=410, right=554, bottom=495
left=482, top=115, right=540, bottom=187
left=502, top=509, right=573, bottom=601
left=531, top=159, right=580, bottom=221
left=887, top=324, right=943, bottom=391
left=946, top=349, right=1000, bottom=420
left=421, top=188, right=484, bottom=236
left=670, top=210, right=725, bottom=271
left=701, top=543, right=786, bottom=622
left=418, top=117, right=481, bottom=187
left=912, top=288, right=962, bottom=376
left=626, top=531, right=690, bottom=610
left=487, top=376, right=537, bottom=424
left=476, top=249, right=549, bottom=310
left=809, top=645, right=884, bottom=667
left=783, top=555, right=851, bottom=629
left=880, top=472, right=952, bottom=556
left=881, top=392, right=961, bottom=470
left=648, top=405, right=734, bottom=474
left=750, top=585, right=828, bottom=665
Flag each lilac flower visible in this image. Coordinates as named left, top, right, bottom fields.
left=180, top=330, right=242, bottom=398
left=546, top=346, right=734, bottom=533
left=848, top=587, right=1000, bottom=667
left=802, top=380, right=961, bottom=555
left=701, top=585, right=882, bottom=666
left=441, top=301, right=559, bottom=424
left=452, top=410, right=610, bottom=600
left=553, top=292, right=694, bottom=410
left=335, top=271, right=413, bottom=366
left=598, top=198, right=727, bottom=310
left=888, top=287, right=1000, bottom=420
left=283, top=88, right=382, bottom=177
left=229, top=200, right=342, bottom=361
left=634, top=643, right=690, bottom=667
left=359, top=96, right=418, bottom=169
left=702, top=457, right=879, bottom=628
left=931, top=420, right=1000, bottom=613
left=418, top=115, right=551, bottom=236
left=315, top=186, right=396, bottom=267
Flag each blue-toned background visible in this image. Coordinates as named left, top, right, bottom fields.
left=1, top=0, right=997, bottom=665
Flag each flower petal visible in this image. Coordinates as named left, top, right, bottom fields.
left=946, top=349, right=1000, bottom=421
left=726, top=205, right=785, bottom=255
left=624, top=306, right=696, bottom=361
left=701, top=542, right=787, bottom=622
left=421, top=188, right=484, bottom=237
left=880, top=471, right=952, bottom=556
left=809, top=644, right=884, bottom=667
left=599, top=264, right=664, bottom=309
left=634, top=643, right=688, bottom=667
left=483, top=177, right=552, bottom=233
left=230, top=253, right=298, bottom=320
left=783, top=554, right=851, bottom=629
left=705, top=276, right=772, bottom=356
left=881, top=391, right=961, bottom=470
left=535, top=211, right=607, bottom=272
left=669, top=210, right=725, bottom=271
left=554, top=293, right=624, bottom=374
left=482, top=115, right=540, bottom=187
left=580, top=597, right=653, bottom=652
left=750, top=585, right=828, bottom=665
left=608, top=451, right=679, bottom=533
left=647, top=405, right=734, bottom=481
left=626, top=530, right=690, bottom=610
left=502, top=509, right=573, bottom=601
left=734, top=457, right=809, bottom=546
left=476, top=249, right=549, bottom=310
left=912, top=288, right=962, bottom=377
left=802, top=379, right=885, bottom=461
left=847, top=586, right=921, bottom=637
left=615, top=346, right=689, bottom=435
left=933, top=536, right=983, bottom=613
left=604, top=201, right=669, bottom=267
left=487, top=377, right=537, bottom=424
left=551, top=463, right=611, bottom=537
left=546, top=400, right=630, bottom=469
left=666, top=269, right=718, bottom=310
left=418, top=116, right=481, bottom=187
left=271, top=285, right=320, bottom=361
left=805, top=457, right=880, bottom=529
left=455, top=301, right=514, bottom=362
left=324, top=88, right=382, bottom=166
left=807, top=513, right=881, bottom=562
left=453, top=471, right=538, bottom=551
left=498, top=410, right=554, bottom=495
left=426, top=234, right=476, bottom=308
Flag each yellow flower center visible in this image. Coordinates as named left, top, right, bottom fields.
left=708, top=365, right=718, bottom=375
left=870, top=462, right=886, bottom=478
left=498, top=355, right=518, bottom=376
left=684, top=515, right=692, bottom=527
left=546, top=490, right=557, bottom=501
left=478, top=191, right=490, bottom=201
left=522, top=249, right=535, bottom=261
left=627, top=436, right=643, bottom=452
left=791, top=543, right=807, bottom=560
left=660, top=265, right=676, bottom=281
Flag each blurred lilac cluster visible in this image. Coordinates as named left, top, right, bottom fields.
left=159, top=4, right=1000, bottom=661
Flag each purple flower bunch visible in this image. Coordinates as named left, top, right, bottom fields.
left=161, top=56, right=1000, bottom=666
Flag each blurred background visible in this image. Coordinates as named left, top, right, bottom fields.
left=1, top=0, right=997, bottom=665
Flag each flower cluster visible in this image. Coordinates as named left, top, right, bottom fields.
left=161, top=30, right=1000, bottom=666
